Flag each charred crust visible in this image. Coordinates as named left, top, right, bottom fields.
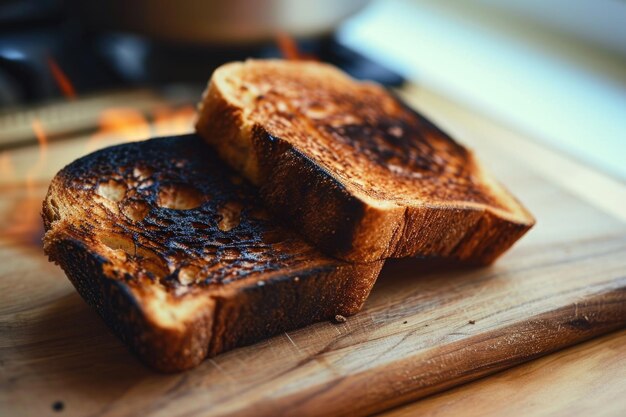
left=254, top=130, right=367, bottom=258
left=45, top=236, right=210, bottom=372
left=391, top=90, right=469, bottom=158
left=207, top=262, right=377, bottom=356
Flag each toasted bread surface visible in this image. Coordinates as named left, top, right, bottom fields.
left=196, top=60, right=534, bottom=263
left=42, top=135, right=382, bottom=372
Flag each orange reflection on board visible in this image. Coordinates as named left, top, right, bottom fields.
left=0, top=152, right=15, bottom=183
left=153, top=105, right=195, bottom=137
left=1, top=119, right=49, bottom=246
left=26, top=118, right=49, bottom=191
left=85, top=105, right=195, bottom=153
left=85, top=107, right=152, bottom=153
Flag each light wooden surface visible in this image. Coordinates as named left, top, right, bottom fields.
left=381, top=329, right=626, bottom=417
left=1, top=86, right=626, bottom=417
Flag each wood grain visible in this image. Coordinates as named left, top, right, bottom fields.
left=1, top=87, right=626, bottom=416
left=381, top=329, right=626, bottom=417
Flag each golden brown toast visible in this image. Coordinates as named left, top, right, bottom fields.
left=196, top=60, right=534, bottom=263
left=42, top=135, right=382, bottom=372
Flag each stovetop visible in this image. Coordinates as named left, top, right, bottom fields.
left=0, top=0, right=403, bottom=108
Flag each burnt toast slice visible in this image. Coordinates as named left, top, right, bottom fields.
left=42, top=134, right=382, bottom=372
left=196, top=59, right=534, bottom=264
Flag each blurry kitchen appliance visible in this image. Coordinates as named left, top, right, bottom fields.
left=0, top=0, right=402, bottom=107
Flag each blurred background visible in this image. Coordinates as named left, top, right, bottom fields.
left=0, top=0, right=624, bottom=179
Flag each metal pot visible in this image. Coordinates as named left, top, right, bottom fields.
left=74, top=0, right=370, bottom=44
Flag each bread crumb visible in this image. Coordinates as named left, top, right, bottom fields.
left=334, top=314, right=347, bottom=323
left=293, top=277, right=300, bottom=282
left=52, top=401, right=64, bottom=412
left=257, top=280, right=265, bottom=287
left=468, top=320, right=476, bottom=325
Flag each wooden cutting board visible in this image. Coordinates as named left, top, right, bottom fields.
left=1, top=88, right=625, bottom=417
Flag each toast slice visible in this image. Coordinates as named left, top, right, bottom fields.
left=196, top=60, right=535, bottom=264
left=42, top=134, right=382, bottom=372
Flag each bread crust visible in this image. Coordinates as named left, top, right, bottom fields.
left=42, top=135, right=382, bottom=372
left=196, top=60, right=534, bottom=263
left=43, top=235, right=214, bottom=372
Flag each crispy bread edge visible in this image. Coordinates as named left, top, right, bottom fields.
left=43, top=232, right=214, bottom=372
left=208, top=260, right=382, bottom=356
left=44, top=229, right=381, bottom=370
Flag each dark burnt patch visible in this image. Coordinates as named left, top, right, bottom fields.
left=55, top=134, right=322, bottom=292
left=322, top=119, right=459, bottom=176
